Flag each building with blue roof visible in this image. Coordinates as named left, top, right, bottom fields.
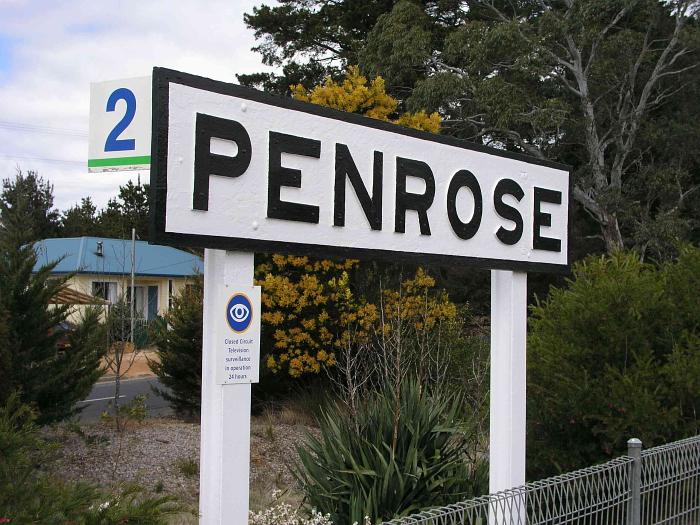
left=33, top=237, right=203, bottom=322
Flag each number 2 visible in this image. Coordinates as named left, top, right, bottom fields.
left=104, top=87, right=136, bottom=152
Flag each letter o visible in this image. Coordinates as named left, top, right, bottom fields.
left=447, top=169, right=483, bottom=240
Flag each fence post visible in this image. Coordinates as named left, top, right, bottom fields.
left=628, top=438, right=642, bottom=525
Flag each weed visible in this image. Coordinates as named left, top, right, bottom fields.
left=101, top=394, right=148, bottom=480
left=264, top=418, right=276, bottom=442
left=64, top=420, right=109, bottom=446
left=175, top=456, right=199, bottom=478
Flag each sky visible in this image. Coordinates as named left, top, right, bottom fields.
left=0, top=0, right=276, bottom=211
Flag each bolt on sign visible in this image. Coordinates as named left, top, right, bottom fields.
left=150, top=69, right=570, bottom=272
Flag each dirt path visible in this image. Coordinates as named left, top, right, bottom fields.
left=100, top=348, right=159, bottom=381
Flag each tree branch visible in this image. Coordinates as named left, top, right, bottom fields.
left=584, top=5, right=632, bottom=76
left=573, top=185, right=604, bottom=221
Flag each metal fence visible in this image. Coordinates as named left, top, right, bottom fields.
left=639, top=435, right=700, bottom=524
left=133, top=317, right=152, bottom=347
left=382, top=435, right=700, bottom=525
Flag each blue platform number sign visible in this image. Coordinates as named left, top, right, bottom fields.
left=226, top=293, right=253, bottom=333
left=105, top=88, right=136, bottom=152
left=88, top=76, right=151, bottom=173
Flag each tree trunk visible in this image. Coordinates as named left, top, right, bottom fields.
left=601, top=211, right=624, bottom=253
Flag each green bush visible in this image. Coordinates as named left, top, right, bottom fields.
left=294, top=379, right=484, bottom=524
left=528, top=248, right=700, bottom=477
left=150, top=277, right=203, bottom=418
left=0, top=393, right=182, bottom=523
left=0, top=204, right=105, bottom=423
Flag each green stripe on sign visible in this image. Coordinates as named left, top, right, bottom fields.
left=88, top=155, right=151, bottom=167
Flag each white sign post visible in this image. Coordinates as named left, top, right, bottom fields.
left=200, top=249, right=257, bottom=524
left=149, top=68, right=570, bottom=524
left=490, top=270, right=527, bottom=493
left=89, top=76, right=152, bottom=172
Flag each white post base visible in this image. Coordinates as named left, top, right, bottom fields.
left=199, top=249, right=253, bottom=524
left=489, top=269, right=527, bottom=494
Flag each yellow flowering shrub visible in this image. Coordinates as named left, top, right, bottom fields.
left=256, top=255, right=377, bottom=378
left=381, top=268, right=457, bottom=333
left=258, top=257, right=457, bottom=378
left=291, top=65, right=441, bottom=133
left=257, top=68, right=443, bottom=378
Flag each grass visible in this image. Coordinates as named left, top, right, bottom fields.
left=250, top=473, right=302, bottom=513
left=248, top=393, right=322, bottom=513
left=163, top=512, right=199, bottom=524
left=174, top=456, right=199, bottom=478
left=259, top=382, right=328, bottom=429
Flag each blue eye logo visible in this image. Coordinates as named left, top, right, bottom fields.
left=226, top=293, right=252, bottom=332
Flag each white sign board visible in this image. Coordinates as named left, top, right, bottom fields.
left=151, top=69, right=570, bottom=273
left=216, top=285, right=261, bottom=384
left=89, top=76, right=151, bottom=172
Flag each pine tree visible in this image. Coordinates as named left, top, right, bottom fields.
left=1, top=169, right=60, bottom=242
left=239, top=0, right=396, bottom=94
left=40, top=307, right=105, bottom=423
left=60, top=197, right=100, bottom=237
left=150, top=277, right=203, bottom=418
left=98, top=180, right=150, bottom=240
left=0, top=192, right=105, bottom=424
left=0, top=306, right=10, bottom=403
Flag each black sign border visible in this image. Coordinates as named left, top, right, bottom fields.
left=150, top=67, right=572, bottom=273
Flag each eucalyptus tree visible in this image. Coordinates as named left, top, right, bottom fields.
left=243, top=0, right=699, bottom=255
left=363, top=0, right=700, bottom=254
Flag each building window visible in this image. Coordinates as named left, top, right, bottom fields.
left=92, top=281, right=118, bottom=303
left=168, top=280, right=173, bottom=310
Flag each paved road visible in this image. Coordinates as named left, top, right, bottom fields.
left=76, top=377, right=173, bottom=422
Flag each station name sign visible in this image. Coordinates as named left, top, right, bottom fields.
left=151, top=68, right=570, bottom=272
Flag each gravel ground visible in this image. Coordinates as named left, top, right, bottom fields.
left=46, top=413, right=316, bottom=511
